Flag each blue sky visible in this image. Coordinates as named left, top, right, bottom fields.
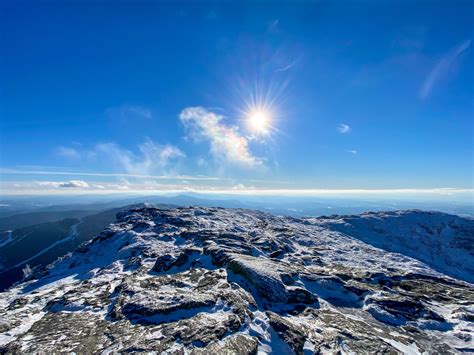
left=1, top=0, right=473, bottom=197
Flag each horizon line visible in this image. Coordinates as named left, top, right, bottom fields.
left=1, top=187, right=473, bottom=197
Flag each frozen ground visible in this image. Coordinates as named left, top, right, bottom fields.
left=0, top=206, right=472, bottom=354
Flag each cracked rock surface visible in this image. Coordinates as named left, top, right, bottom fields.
left=0, top=206, right=473, bottom=354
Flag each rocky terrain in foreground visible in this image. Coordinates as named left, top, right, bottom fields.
left=0, top=206, right=473, bottom=354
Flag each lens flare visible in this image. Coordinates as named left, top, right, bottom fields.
left=234, top=76, right=289, bottom=139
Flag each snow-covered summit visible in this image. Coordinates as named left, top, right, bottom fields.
left=0, top=206, right=473, bottom=353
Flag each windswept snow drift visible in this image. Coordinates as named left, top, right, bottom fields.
left=0, top=206, right=472, bottom=354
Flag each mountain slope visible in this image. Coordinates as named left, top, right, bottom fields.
left=0, top=218, right=80, bottom=291
left=0, top=204, right=152, bottom=291
left=314, top=210, right=474, bottom=283
left=0, top=210, right=96, bottom=231
left=0, top=207, right=472, bottom=353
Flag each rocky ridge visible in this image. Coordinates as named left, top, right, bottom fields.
left=0, top=206, right=473, bottom=354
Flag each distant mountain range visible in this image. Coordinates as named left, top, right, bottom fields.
left=1, top=193, right=473, bottom=218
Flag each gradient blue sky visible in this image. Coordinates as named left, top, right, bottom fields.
left=1, top=0, right=473, bottom=196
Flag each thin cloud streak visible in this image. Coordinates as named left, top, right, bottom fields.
left=420, top=40, right=471, bottom=99
left=0, top=168, right=223, bottom=181
left=106, top=105, right=153, bottom=120
left=338, top=124, right=351, bottom=133
left=0, top=168, right=292, bottom=187
left=275, top=57, right=300, bottom=72
left=1, top=185, right=472, bottom=196
left=194, top=187, right=474, bottom=196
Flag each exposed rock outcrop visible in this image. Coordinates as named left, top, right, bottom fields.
left=0, top=206, right=473, bottom=353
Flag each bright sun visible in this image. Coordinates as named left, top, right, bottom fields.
left=248, top=111, right=269, bottom=133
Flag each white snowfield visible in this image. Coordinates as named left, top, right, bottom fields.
left=0, top=206, right=472, bottom=354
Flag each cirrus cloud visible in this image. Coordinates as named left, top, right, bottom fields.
left=337, top=123, right=351, bottom=133
left=420, top=40, right=471, bottom=99
left=106, top=105, right=153, bottom=121
left=55, top=146, right=81, bottom=159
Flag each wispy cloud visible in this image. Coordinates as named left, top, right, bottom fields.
left=3, top=180, right=473, bottom=197
left=196, top=157, right=208, bottom=167
left=420, top=40, right=471, bottom=99
left=96, top=139, right=185, bottom=175
left=0, top=167, right=223, bottom=181
left=347, top=150, right=358, bottom=155
left=275, top=57, right=300, bottom=72
left=180, top=107, right=264, bottom=168
left=32, top=180, right=130, bottom=191
left=54, top=139, right=185, bottom=176
left=106, top=105, right=153, bottom=121
left=37, top=180, right=90, bottom=188
left=267, top=19, right=279, bottom=32
left=160, top=145, right=186, bottom=165
left=337, top=123, right=351, bottom=133
left=55, top=146, right=81, bottom=159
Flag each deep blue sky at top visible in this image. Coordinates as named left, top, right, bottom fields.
left=0, top=0, right=473, bottom=192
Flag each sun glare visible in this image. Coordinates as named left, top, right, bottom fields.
left=248, top=110, right=270, bottom=134
left=237, top=81, right=282, bottom=138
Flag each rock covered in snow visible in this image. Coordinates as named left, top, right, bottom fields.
left=0, top=206, right=473, bottom=354
left=315, top=210, right=474, bottom=283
